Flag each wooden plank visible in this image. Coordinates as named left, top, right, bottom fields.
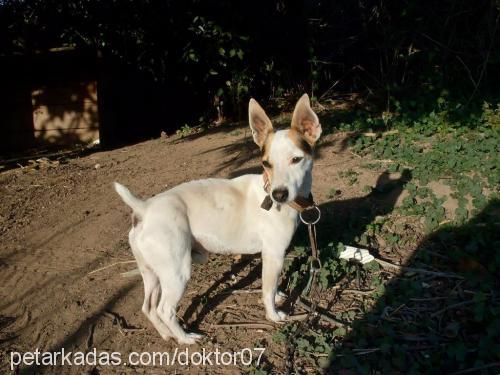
left=34, top=127, right=99, bottom=145
left=31, top=82, right=98, bottom=106
left=30, top=80, right=99, bottom=144
left=32, top=102, right=98, bottom=132
left=2, top=80, right=99, bottom=152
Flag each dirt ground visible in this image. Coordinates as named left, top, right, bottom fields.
left=0, top=125, right=411, bottom=374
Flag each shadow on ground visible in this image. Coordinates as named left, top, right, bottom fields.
left=183, top=169, right=411, bottom=327
left=321, top=199, right=500, bottom=373
left=182, top=165, right=499, bottom=373
left=18, top=281, right=139, bottom=374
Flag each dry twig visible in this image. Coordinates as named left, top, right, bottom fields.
left=375, top=258, right=463, bottom=279
left=452, top=362, right=500, bottom=375
left=430, top=300, right=475, bottom=318
left=86, top=323, right=95, bottom=349
left=211, top=322, right=275, bottom=330
left=88, top=260, right=137, bottom=276
left=297, top=298, right=345, bottom=326
left=103, top=311, right=144, bottom=335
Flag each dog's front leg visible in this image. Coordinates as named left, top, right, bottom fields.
left=262, top=251, right=287, bottom=322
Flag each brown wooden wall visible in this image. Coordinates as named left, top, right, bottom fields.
left=0, top=50, right=100, bottom=155
left=31, top=81, right=99, bottom=147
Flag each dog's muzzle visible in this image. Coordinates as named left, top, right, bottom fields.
left=272, top=187, right=289, bottom=203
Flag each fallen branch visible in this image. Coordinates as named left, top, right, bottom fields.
left=88, top=260, right=137, bottom=276
left=349, top=151, right=363, bottom=159
left=305, top=351, right=329, bottom=357
left=374, top=258, right=463, bottom=279
left=0, top=150, right=72, bottom=165
left=297, top=298, right=345, bottom=326
left=220, top=289, right=261, bottom=295
left=103, top=310, right=144, bottom=335
left=452, top=362, right=500, bottom=375
left=352, top=348, right=381, bottom=355
left=288, top=313, right=309, bottom=321
left=410, top=296, right=451, bottom=302
left=211, top=322, right=275, bottom=330
left=430, top=300, right=475, bottom=318
left=342, top=289, right=375, bottom=295
left=86, top=323, right=95, bottom=350
left=336, top=344, right=442, bottom=357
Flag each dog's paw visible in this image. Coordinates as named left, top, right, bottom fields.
left=266, top=309, right=288, bottom=322
left=177, top=332, right=204, bottom=345
left=275, top=291, right=287, bottom=304
left=159, top=331, right=172, bottom=341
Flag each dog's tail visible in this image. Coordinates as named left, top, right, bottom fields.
left=114, top=182, right=146, bottom=216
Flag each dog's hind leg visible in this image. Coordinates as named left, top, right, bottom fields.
left=132, top=245, right=173, bottom=339
left=156, top=272, right=203, bottom=345
left=139, top=265, right=173, bottom=340
left=141, top=231, right=203, bottom=345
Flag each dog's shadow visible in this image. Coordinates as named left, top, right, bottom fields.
left=183, top=170, right=411, bottom=329
left=183, top=255, right=261, bottom=327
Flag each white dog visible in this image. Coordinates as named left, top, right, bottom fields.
left=114, top=94, right=322, bottom=344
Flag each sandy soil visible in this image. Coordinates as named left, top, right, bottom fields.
left=0, top=125, right=412, bottom=374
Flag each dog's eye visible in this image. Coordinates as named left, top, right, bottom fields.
left=291, top=157, right=303, bottom=164
left=262, top=160, right=272, bottom=168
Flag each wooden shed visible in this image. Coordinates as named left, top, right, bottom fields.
left=1, top=47, right=100, bottom=154
left=1, top=47, right=203, bottom=156
left=31, top=81, right=99, bottom=146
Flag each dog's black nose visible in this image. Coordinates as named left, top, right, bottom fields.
left=272, top=187, right=289, bottom=203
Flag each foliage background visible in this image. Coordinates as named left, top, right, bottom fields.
left=1, top=0, right=499, bottom=123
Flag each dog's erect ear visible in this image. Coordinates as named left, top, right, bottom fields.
left=291, top=94, right=322, bottom=146
left=249, top=98, right=273, bottom=148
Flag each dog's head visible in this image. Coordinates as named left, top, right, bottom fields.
left=249, top=94, right=322, bottom=204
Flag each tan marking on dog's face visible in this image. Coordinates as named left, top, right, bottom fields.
left=287, top=128, right=313, bottom=156
left=261, top=131, right=275, bottom=160
left=261, top=132, right=275, bottom=182
left=262, top=130, right=314, bottom=203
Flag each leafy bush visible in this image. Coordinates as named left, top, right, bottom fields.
left=1, top=0, right=498, bottom=122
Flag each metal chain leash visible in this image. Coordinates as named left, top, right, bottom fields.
left=285, top=206, right=323, bottom=374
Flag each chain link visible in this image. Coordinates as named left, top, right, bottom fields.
left=285, top=207, right=322, bottom=374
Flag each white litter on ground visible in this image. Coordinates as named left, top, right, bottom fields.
left=339, top=245, right=375, bottom=264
